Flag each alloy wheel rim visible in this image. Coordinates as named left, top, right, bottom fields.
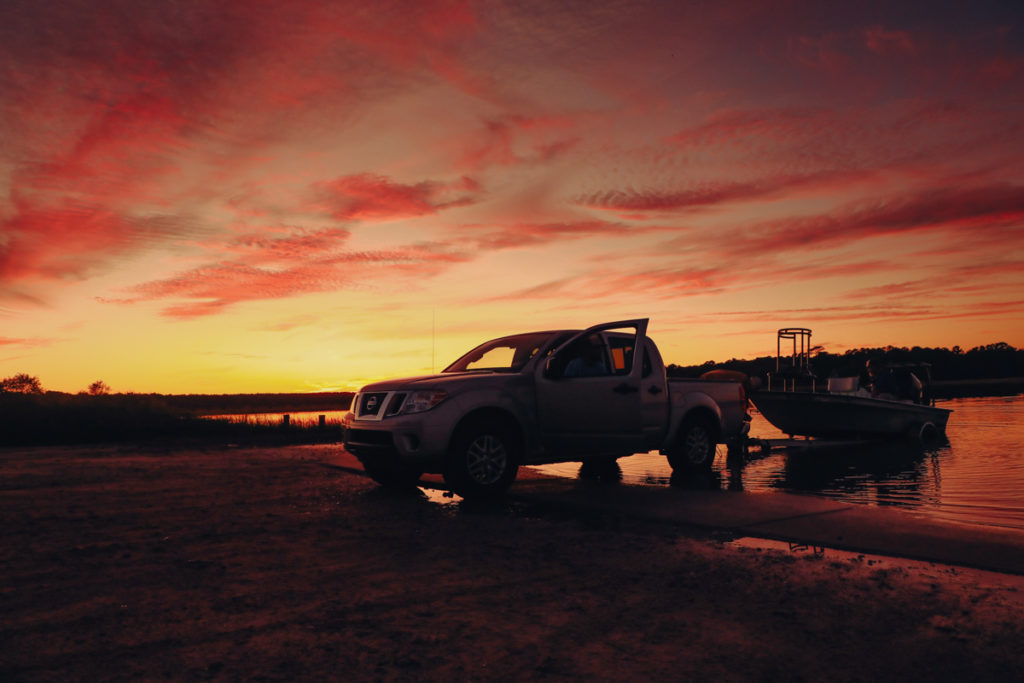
left=466, top=434, right=507, bottom=485
left=685, top=428, right=711, bottom=464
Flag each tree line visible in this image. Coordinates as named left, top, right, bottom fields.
left=0, top=374, right=110, bottom=396
left=668, top=342, right=1024, bottom=382
left=0, top=374, right=353, bottom=413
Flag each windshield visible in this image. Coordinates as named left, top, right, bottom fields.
left=444, top=332, right=562, bottom=373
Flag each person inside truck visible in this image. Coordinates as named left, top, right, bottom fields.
left=563, top=335, right=610, bottom=377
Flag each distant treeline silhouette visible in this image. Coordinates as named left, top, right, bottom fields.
left=155, top=391, right=354, bottom=414
left=668, top=342, right=1024, bottom=396
left=0, top=385, right=353, bottom=413
left=0, top=391, right=351, bottom=447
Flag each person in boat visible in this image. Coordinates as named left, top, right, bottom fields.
left=864, top=358, right=900, bottom=400
left=893, top=367, right=925, bottom=403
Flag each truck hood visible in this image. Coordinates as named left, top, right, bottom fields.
left=357, top=371, right=517, bottom=393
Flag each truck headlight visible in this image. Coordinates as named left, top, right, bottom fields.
left=401, top=389, right=448, bottom=414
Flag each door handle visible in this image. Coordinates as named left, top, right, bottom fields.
left=613, top=383, right=639, bottom=394
left=648, top=385, right=662, bottom=395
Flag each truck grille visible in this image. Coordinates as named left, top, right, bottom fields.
left=357, top=392, right=388, bottom=418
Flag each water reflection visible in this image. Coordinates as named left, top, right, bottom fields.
left=577, top=458, right=623, bottom=482
left=770, top=443, right=935, bottom=506
left=204, top=410, right=348, bottom=426
left=533, top=395, right=1024, bottom=530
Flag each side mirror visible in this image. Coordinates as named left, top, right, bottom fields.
left=544, top=356, right=561, bottom=380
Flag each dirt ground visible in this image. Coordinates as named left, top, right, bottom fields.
left=2, top=444, right=1023, bottom=682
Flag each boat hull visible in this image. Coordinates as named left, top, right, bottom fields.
left=750, top=390, right=951, bottom=439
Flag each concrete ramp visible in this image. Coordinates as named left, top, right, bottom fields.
left=510, top=478, right=1024, bottom=575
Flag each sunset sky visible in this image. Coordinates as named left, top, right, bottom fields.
left=2, top=0, right=1023, bottom=394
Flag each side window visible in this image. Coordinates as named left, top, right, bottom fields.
left=607, top=336, right=636, bottom=376
left=546, top=323, right=646, bottom=380
left=558, top=335, right=611, bottom=378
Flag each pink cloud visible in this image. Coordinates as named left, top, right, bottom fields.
left=667, top=107, right=832, bottom=149
left=577, top=169, right=872, bottom=214
left=315, top=174, right=482, bottom=221
left=0, top=335, right=59, bottom=358
left=0, top=198, right=187, bottom=282
left=217, top=228, right=353, bottom=263
left=640, top=181, right=1024, bottom=266
left=0, top=0, right=494, bottom=219
left=686, top=298, right=1024, bottom=329
left=724, top=183, right=1024, bottom=257
left=480, top=264, right=739, bottom=304
left=116, top=242, right=470, bottom=318
left=482, top=254, right=901, bottom=306
left=843, top=261, right=1024, bottom=301
left=660, top=101, right=1021, bottom=196
left=463, top=220, right=662, bottom=250
left=579, top=181, right=769, bottom=213
left=454, top=114, right=581, bottom=171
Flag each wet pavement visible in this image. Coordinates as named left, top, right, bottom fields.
left=323, top=449, right=1024, bottom=575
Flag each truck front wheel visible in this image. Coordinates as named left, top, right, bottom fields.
left=445, top=419, right=520, bottom=499
left=668, top=417, right=717, bottom=472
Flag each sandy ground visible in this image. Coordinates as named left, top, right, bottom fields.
left=2, top=444, right=1023, bottom=682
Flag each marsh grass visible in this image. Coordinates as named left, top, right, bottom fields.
left=0, top=392, right=345, bottom=447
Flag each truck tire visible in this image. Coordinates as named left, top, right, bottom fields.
left=444, top=418, right=520, bottom=499
left=359, top=456, right=423, bottom=490
left=668, top=417, right=717, bottom=473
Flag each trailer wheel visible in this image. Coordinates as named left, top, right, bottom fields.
left=668, top=417, right=717, bottom=472
left=444, top=418, right=520, bottom=499
left=909, top=421, right=940, bottom=447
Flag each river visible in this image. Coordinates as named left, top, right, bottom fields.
left=537, top=394, right=1024, bottom=531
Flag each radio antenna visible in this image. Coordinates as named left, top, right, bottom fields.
left=432, top=309, right=436, bottom=373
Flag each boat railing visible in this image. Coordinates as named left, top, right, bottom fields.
left=767, top=327, right=821, bottom=393
left=765, top=372, right=822, bottom=393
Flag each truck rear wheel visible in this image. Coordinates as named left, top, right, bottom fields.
left=668, top=417, right=717, bottom=472
left=444, top=418, right=520, bottom=499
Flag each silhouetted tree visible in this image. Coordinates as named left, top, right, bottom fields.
left=1, top=373, right=44, bottom=394
left=88, top=380, right=111, bottom=396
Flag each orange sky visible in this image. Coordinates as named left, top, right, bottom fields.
left=2, top=0, right=1023, bottom=394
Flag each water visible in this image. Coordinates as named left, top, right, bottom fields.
left=537, top=395, right=1024, bottom=531
left=203, top=410, right=348, bottom=426
left=213, top=396, right=1024, bottom=531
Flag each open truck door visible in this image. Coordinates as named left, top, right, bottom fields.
left=534, top=319, right=648, bottom=457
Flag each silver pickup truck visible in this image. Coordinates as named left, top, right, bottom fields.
left=343, top=319, right=750, bottom=498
